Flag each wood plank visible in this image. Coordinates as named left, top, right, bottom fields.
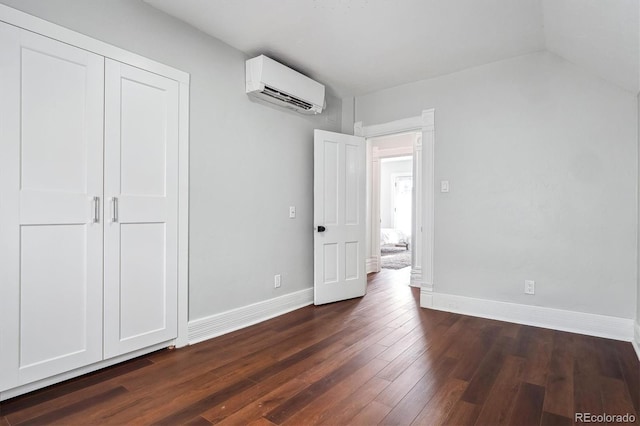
left=183, top=416, right=213, bottom=426
left=573, top=335, right=605, bottom=418
left=410, top=378, right=468, bottom=425
left=89, top=352, right=280, bottom=424
left=508, top=382, right=545, bottom=426
left=522, top=329, right=553, bottom=386
left=474, top=355, right=526, bottom=425
left=214, top=379, right=310, bottom=426
left=297, top=327, right=393, bottom=384
left=317, top=377, right=390, bottom=425
left=600, top=377, right=639, bottom=424
left=379, top=357, right=458, bottom=425
left=5, top=380, right=134, bottom=425
left=246, top=417, right=277, bottom=426
left=376, top=316, right=420, bottom=347
left=149, top=378, right=257, bottom=425
left=540, top=411, right=573, bottom=426
left=543, top=331, right=575, bottom=418
left=441, top=400, right=481, bottom=426
left=377, top=325, right=426, bottom=362
left=594, top=337, right=624, bottom=380
left=349, top=400, right=393, bottom=425
left=613, top=340, right=640, bottom=414
left=451, top=325, right=501, bottom=381
left=376, top=337, right=428, bottom=381
left=12, top=387, right=128, bottom=426
left=0, top=357, right=151, bottom=417
left=460, top=336, right=515, bottom=405
left=282, top=358, right=389, bottom=425
left=513, top=325, right=535, bottom=358
left=263, top=344, right=387, bottom=424
left=374, top=353, right=437, bottom=408
left=200, top=333, right=353, bottom=424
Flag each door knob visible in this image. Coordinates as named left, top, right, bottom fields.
left=317, top=226, right=326, bottom=232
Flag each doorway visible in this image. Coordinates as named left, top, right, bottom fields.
left=366, top=132, right=419, bottom=279
left=354, top=109, right=434, bottom=293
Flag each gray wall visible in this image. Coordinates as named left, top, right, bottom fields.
left=357, top=51, right=638, bottom=319
left=0, top=0, right=342, bottom=321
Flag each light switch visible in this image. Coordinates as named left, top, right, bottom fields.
left=440, top=180, right=450, bottom=193
left=289, top=206, right=296, bottom=218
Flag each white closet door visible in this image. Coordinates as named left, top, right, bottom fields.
left=104, top=60, right=179, bottom=358
left=0, top=24, right=104, bottom=390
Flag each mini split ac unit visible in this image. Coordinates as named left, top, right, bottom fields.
left=245, top=55, right=325, bottom=115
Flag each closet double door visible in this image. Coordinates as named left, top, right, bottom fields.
left=0, top=24, right=178, bottom=391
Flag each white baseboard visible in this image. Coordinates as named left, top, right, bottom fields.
left=420, top=290, right=634, bottom=342
left=188, top=288, right=314, bottom=345
left=410, top=267, right=422, bottom=288
left=366, top=256, right=379, bottom=274
left=633, top=322, right=640, bottom=361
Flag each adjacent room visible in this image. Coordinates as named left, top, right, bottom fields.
left=0, top=0, right=638, bottom=425
left=379, top=155, right=413, bottom=270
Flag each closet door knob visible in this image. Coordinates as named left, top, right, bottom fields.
left=317, top=226, right=326, bottom=232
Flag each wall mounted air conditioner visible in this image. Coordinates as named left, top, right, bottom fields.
left=246, top=55, right=325, bottom=115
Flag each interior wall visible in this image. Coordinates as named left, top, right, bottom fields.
left=0, top=0, right=342, bottom=321
left=380, top=159, right=413, bottom=229
left=341, top=97, right=355, bottom=134
left=357, top=51, right=637, bottom=319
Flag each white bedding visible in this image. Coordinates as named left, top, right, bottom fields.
left=381, top=228, right=410, bottom=245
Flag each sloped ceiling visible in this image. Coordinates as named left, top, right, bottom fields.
left=543, top=0, right=638, bottom=94
left=145, top=0, right=639, bottom=96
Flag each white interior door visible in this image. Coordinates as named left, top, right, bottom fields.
left=104, top=60, right=179, bottom=358
left=314, top=130, right=366, bottom=305
left=0, top=24, right=104, bottom=389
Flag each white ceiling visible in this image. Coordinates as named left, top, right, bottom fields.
left=145, top=0, right=639, bottom=97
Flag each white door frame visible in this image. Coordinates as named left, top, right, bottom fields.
left=355, top=109, right=435, bottom=290
left=0, top=4, right=190, bottom=348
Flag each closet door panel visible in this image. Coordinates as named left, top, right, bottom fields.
left=119, top=223, right=167, bottom=340
left=0, top=24, right=104, bottom=390
left=104, top=60, right=178, bottom=358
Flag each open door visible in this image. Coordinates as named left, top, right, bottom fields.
left=314, top=130, right=366, bottom=305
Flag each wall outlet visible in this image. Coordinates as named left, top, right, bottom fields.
left=274, top=274, right=281, bottom=288
left=289, top=206, right=296, bottom=219
left=524, top=280, right=535, bottom=295
left=440, top=180, right=450, bottom=193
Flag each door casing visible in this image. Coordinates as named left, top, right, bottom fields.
left=355, top=109, right=435, bottom=291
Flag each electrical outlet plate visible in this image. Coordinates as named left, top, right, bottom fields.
left=524, top=280, right=535, bottom=295
left=289, top=206, right=296, bottom=218
left=274, top=274, right=281, bottom=288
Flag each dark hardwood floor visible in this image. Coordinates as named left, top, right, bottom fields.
left=1, top=268, right=638, bottom=425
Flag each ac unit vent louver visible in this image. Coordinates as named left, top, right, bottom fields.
left=262, top=86, right=314, bottom=111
